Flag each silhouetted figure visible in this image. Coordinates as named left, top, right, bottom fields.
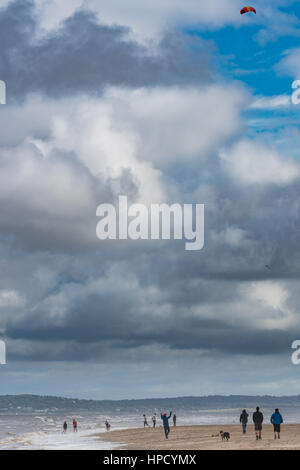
left=253, top=407, right=264, bottom=440
left=240, top=409, right=249, bottom=434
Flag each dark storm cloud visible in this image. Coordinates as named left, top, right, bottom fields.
left=4, top=290, right=295, bottom=361
left=0, top=0, right=212, bottom=101
left=2, top=146, right=300, bottom=361
left=2, top=149, right=300, bottom=361
left=2, top=245, right=299, bottom=362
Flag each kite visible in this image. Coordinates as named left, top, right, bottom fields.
left=240, top=6, right=256, bottom=15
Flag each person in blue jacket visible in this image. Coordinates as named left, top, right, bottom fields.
left=270, top=408, right=283, bottom=439
left=161, top=411, right=172, bottom=439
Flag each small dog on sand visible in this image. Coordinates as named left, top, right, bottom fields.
left=220, top=430, right=230, bottom=441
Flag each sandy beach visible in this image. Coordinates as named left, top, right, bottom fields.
left=97, top=424, right=300, bottom=450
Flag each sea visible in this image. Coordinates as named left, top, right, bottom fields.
left=1, top=407, right=300, bottom=450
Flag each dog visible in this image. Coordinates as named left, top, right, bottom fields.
left=220, top=430, right=230, bottom=441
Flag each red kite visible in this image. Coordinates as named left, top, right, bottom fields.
left=240, top=6, right=256, bottom=15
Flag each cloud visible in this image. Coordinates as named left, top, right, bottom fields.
left=0, top=1, right=212, bottom=102
left=31, top=0, right=300, bottom=46
left=248, top=281, right=294, bottom=329
left=254, top=1, right=300, bottom=44
left=0, top=138, right=105, bottom=252
left=250, top=95, right=291, bottom=110
left=33, top=0, right=239, bottom=41
left=3, top=268, right=298, bottom=362
left=276, top=46, right=300, bottom=78
left=2, top=0, right=300, bottom=398
left=0, top=83, right=247, bottom=252
left=0, top=290, right=24, bottom=308
left=1, top=84, right=300, bottom=375
left=111, top=85, right=247, bottom=166
left=1, top=85, right=300, bottom=366
left=220, top=139, right=300, bottom=186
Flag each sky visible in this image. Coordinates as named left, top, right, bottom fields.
left=1, top=0, right=300, bottom=399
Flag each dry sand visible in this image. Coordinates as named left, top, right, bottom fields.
left=97, top=424, right=300, bottom=450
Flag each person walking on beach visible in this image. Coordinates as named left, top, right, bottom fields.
left=240, top=409, right=249, bottom=434
left=173, top=413, right=177, bottom=427
left=152, top=414, right=157, bottom=428
left=143, top=414, right=150, bottom=428
left=73, top=419, right=77, bottom=432
left=63, top=421, right=67, bottom=433
left=105, top=420, right=111, bottom=431
left=253, top=406, right=264, bottom=440
left=271, top=408, right=283, bottom=439
left=161, top=411, right=172, bottom=439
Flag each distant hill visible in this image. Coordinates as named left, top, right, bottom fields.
left=1, top=394, right=300, bottom=413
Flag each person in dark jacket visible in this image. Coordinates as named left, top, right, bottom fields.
left=270, top=408, right=283, bottom=439
left=161, top=411, right=172, bottom=439
left=63, top=421, right=67, bottom=433
left=240, top=409, right=249, bottom=434
left=253, top=407, right=264, bottom=440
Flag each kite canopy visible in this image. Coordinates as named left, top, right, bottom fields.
left=240, top=6, right=256, bottom=14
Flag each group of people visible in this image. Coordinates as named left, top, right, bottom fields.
left=143, top=412, right=176, bottom=439
left=62, top=419, right=78, bottom=433
left=61, top=407, right=283, bottom=441
left=144, top=407, right=283, bottom=441
left=63, top=418, right=112, bottom=433
left=239, top=407, right=283, bottom=440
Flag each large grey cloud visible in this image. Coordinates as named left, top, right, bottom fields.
left=0, top=0, right=212, bottom=101
left=1, top=88, right=300, bottom=366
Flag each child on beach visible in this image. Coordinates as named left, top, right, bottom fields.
left=73, top=419, right=77, bottom=432
left=152, top=414, right=157, bottom=428
left=271, top=408, right=283, bottom=439
left=63, top=421, right=67, bottom=433
left=143, top=414, right=150, bottom=427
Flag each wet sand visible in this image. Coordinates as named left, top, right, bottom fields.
left=97, top=424, right=300, bottom=450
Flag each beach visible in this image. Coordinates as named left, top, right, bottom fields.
left=97, top=424, right=300, bottom=450
left=2, top=407, right=300, bottom=450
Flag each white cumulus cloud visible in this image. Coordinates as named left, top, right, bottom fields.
left=220, top=139, right=300, bottom=186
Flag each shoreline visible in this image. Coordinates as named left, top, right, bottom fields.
left=96, top=424, right=300, bottom=450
